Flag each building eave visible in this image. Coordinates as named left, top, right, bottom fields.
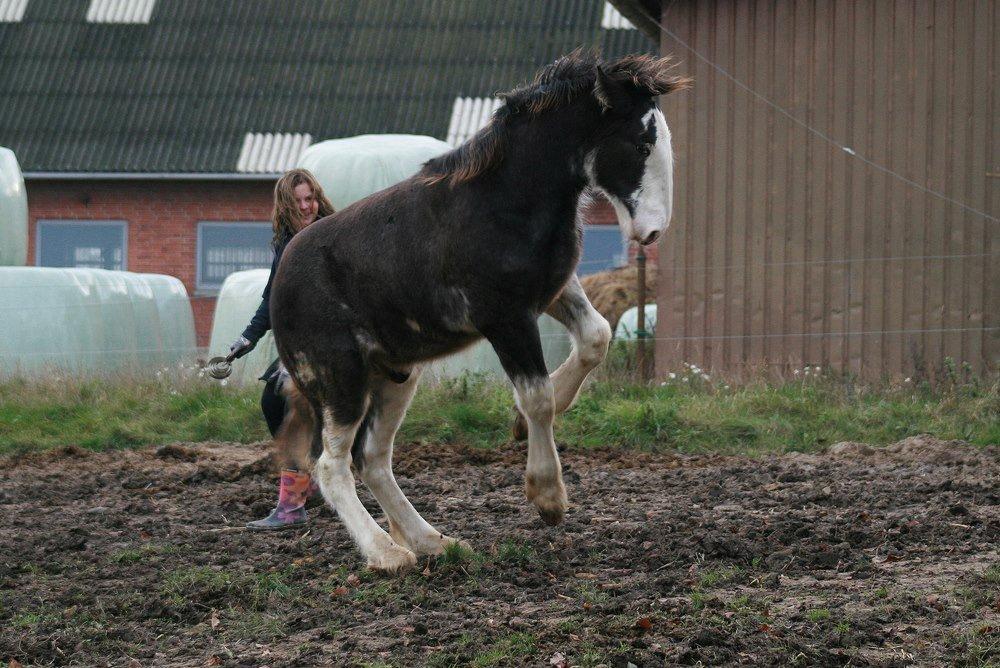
left=606, top=0, right=661, bottom=42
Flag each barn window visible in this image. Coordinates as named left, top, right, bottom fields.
left=196, top=222, right=273, bottom=293
left=578, top=225, right=626, bottom=276
left=36, top=220, right=127, bottom=270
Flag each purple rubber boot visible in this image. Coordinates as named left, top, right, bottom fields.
left=246, top=470, right=311, bottom=531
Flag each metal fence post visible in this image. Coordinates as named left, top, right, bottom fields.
left=636, top=245, right=648, bottom=382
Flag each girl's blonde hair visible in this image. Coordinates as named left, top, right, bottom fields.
left=271, top=168, right=336, bottom=245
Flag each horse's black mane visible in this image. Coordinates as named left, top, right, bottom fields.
left=421, top=50, right=690, bottom=186
left=420, top=50, right=600, bottom=186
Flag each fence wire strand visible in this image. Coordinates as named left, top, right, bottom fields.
left=630, top=2, right=999, bottom=225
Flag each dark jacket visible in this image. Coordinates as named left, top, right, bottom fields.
left=240, top=233, right=291, bottom=344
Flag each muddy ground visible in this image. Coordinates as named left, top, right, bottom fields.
left=1, top=435, right=997, bottom=667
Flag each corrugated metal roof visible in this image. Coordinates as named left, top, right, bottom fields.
left=0, top=0, right=654, bottom=174
left=0, top=0, right=28, bottom=22
left=86, top=0, right=156, bottom=24
left=236, top=133, right=313, bottom=173
left=446, top=97, right=502, bottom=146
left=601, top=2, right=636, bottom=29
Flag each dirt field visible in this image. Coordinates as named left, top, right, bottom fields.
left=2, top=436, right=997, bottom=667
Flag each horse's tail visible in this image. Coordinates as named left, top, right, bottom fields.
left=271, top=379, right=320, bottom=469
left=348, top=389, right=380, bottom=472
left=282, top=378, right=381, bottom=471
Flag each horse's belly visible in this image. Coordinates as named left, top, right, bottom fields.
left=381, top=328, right=481, bottom=366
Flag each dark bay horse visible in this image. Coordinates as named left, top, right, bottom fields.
left=271, top=51, right=691, bottom=571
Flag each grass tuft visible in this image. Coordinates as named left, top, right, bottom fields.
left=1, top=366, right=996, bottom=455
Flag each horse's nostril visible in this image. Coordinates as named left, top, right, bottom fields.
left=642, top=230, right=661, bottom=246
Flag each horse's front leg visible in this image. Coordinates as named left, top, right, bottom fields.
left=513, top=275, right=612, bottom=440
left=482, top=318, right=568, bottom=526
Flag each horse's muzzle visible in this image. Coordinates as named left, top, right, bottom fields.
left=640, top=230, right=661, bottom=246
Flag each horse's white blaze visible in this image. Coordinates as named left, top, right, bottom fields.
left=583, top=107, right=674, bottom=244
left=630, top=107, right=673, bottom=243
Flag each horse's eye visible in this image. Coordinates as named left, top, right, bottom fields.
left=636, top=144, right=651, bottom=157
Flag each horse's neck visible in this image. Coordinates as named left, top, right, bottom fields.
left=498, top=109, right=595, bottom=220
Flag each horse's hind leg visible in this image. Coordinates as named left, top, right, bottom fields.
left=315, top=411, right=417, bottom=572
left=358, top=369, right=467, bottom=555
left=482, top=318, right=568, bottom=526
left=513, top=275, right=611, bottom=440
left=307, top=352, right=417, bottom=572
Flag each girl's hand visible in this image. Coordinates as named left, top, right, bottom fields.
left=227, top=336, right=255, bottom=362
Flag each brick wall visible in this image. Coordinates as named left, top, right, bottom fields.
left=26, top=180, right=273, bottom=346
left=582, top=196, right=660, bottom=266
left=25, top=181, right=646, bottom=348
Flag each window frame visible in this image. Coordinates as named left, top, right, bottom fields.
left=35, top=219, right=129, bottom=271
left=195, top=221, right=274, bottom=295
left=578, top=223, right=627, bottom=276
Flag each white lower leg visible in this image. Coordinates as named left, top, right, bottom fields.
left=316, top=412, right=415, bottom=571
left=515, top=378, right=567, bottom=525
left=551, top=304, right=611, bottom=414
left=362, top=460, right=462, bottom=555
left=358, top=374, right=464, bottom=555
left=514, top=282, right=611, bottom=439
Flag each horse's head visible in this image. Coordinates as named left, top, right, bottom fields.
left=585, top=56, right=692, bottom=246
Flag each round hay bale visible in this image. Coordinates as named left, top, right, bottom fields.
left=579, top=264, right=658, bottom=331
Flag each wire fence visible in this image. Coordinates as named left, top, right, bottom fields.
left=632, top=1, right=999, bottom=225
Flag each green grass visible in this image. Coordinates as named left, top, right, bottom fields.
left=1, top=364, right=997, bottom=455
left=494, top=539, right=536, bottom=567
left=0, top=372, right=266, bottom=455
left=469, top=632, right=537, bottom=668
left=806, top=608, right=832, bottom=622
left=159, top=565, right=298, bottom=612
left=401, top=369, right=998, bottom=454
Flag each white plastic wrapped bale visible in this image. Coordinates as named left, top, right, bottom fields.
left=297, top=134, right=451, bottom=209
left=427, top=316, right=572, bottom=380
left=206, top=269, right=573, bottom=384
left=614, top=304, right=657, bottom=340
left=206, top=269, right=276, bottom=385
left=0, top=148, right=28, bottom=266
left=145, top=274, right=198, bottom=367
left=0, top=268, right=197, bottom=375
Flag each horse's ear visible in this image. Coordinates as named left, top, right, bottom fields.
left=594, top=65, right=628, bottom=112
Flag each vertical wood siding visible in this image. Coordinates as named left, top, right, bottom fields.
left=656, top=0, right=998, bottom=378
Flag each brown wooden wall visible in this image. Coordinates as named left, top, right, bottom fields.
left=655, top=0, right=998, bottom=379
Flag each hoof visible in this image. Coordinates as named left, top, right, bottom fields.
left=536, top=503, right=566, bottom=526
left=512, top=411, right=528, bottom=441
left=391, top=526, right=469, bottom=556
left=526, top=476, right=567, bottom=526
left=366, top=543, right=418, bottom=573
